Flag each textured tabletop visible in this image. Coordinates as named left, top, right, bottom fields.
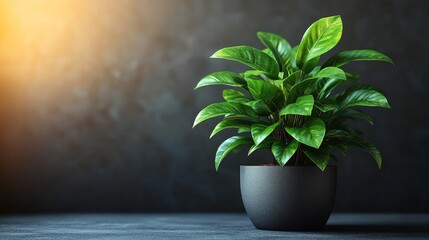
left=1, top=213, right=428, bottom=239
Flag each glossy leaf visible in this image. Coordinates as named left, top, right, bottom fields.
left=257, top=32, right=291, bottom=72
left=243, top=70, right=270, bottom=79
left=285, top=118, right=326, bottom=149
left=247, top=79, right=284, bottom=111
left=287, top=77, right=317, bottom=103
left=195, top=71, right=245, bottom=89
left=258, top=32, right=291, bottom=60
left=337, top=85, right=390, bottom=110
left=271, top=140, right=299, bottom=166
left=315, top=67, right=346, bottom=80
left=323, top=49, right=394, bottom=68
left=211, top=46, right=279, bottom=76
left=262, top=48, right=275, bottom=60
left=194, top=15, right=393, bottom=171
left=210, top=116, right=260, bottom=138
left=333, top=108, right=373, bottom=125
left=248, top=138, right=275, bottom=155
left=243, top=100, right=272, bottom=116
left=282, top=70, right=305, bottom=90
left=314, top=99, right=338, bottom=112
left=251, top=120, right=281, bottom=146
left=301, top=56, right=320, bottom=73
left=308, top=66, right=321, bottom=77
left=223, top=89, right=249, bottom=103
left=280, top=95, right=314, bottom=116
left=193, top=102, right=258, bottom=127
left=215, top=136, right=253, bottom=171
left=285, top=45, right=299, bottom=70
left=237, top=127, right=250, bottom=134
left=316, top=77, right=348, bottom=99
left=296, top=16, right=343, bottom=68
left=303, top=145, right=330, bottom=170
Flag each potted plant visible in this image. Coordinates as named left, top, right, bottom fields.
left=193, top=15, right=393, bottom=231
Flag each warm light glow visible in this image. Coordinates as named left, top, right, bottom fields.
left=1, top=0, right=87, bottom=84
left=0, top=0, right=125, bottom=159
left=0, top=0, right=133, bottom=114
left=0, top=1, right=168, bottom=159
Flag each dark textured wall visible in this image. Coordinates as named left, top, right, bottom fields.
left=0, top=0, right=428, bottom=213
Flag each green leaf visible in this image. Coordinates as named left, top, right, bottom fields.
left=237, top=127, right=250, bottom=134
left=258, top=32, right=291, bottom=60
left=243, top=70, right=270, bottom=79
left=285, top=118, right=326, bottom=149
left=365, top=143, right=383, bottom=169
left=280, top=95, right=314, bottom=116
left=271, top=140, right=299, bottom=166
left=333, top=108, right=373, bottom=125
left=282, top=70, right=305, bottom=90
left=325, top=129, right=352, bottom=139
left=316, top=78, right=348, bottom=99
left=315, top=66, right=346, bottom=80
left=325, top=141, right=348, bottom=156
left=257, top=32, right=291, bottom=72
left=248, top=138, right=275, bottom=155
left=303, top=145, right=330, bottom=170
left=223, top=89, right=249, bottom=103
left=285, top=45, right=299, bottom=70
left=215, top=136, right=253, bottom=171
left=195, top=71, right=245, bottom=89
left=210, top=116, right=260, bottom=138
left=337, top=85, right=390, bottom=110
left=308, top=66, right=321, bottom=77
left=314, top=99, right=338, bottom=112
left=243, top=100, right=272, bottom=116
left=247, top=79, right=284, bottom=111
left=349, top=136, right=382, bottom=169
left=346, top=72, right=360, bottom=81
left=262, top=48, right=276, bottom=60
left=301, top=56, right=320, bottom=73
left=211, top=46, right=279, bottom=76
left=296, top=16, right=343, bottom=69
left=287, top=77, right=317, bottom=103
left=251, top=120, right=281, bottom=146
left=193, top=102, right=258, bottom=127
left=322, top=49, right=394, bottom=68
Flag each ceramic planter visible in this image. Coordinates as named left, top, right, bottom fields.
left=240, top=165, right=336, bottom=231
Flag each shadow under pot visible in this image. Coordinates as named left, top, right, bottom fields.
left=240, top=165, right=337, bottom=231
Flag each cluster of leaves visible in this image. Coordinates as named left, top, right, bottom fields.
left=193, top=16, right=393, bottom=171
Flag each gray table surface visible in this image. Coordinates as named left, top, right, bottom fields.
left=1, top=213, right=428, bottom=239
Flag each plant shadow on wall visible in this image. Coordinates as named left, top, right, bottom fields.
left=193, top=15, right=393, bottom=231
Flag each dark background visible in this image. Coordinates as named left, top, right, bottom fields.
left=0, top=0, right=428, bottom=213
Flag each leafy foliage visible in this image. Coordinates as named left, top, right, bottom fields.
left=194, top=15, right=393, bottom=171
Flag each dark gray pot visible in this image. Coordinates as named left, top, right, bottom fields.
left=240, top=165, right=336, bottom=231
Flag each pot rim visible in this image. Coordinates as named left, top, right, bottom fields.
left=240, top=165, right=336, bottom=168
